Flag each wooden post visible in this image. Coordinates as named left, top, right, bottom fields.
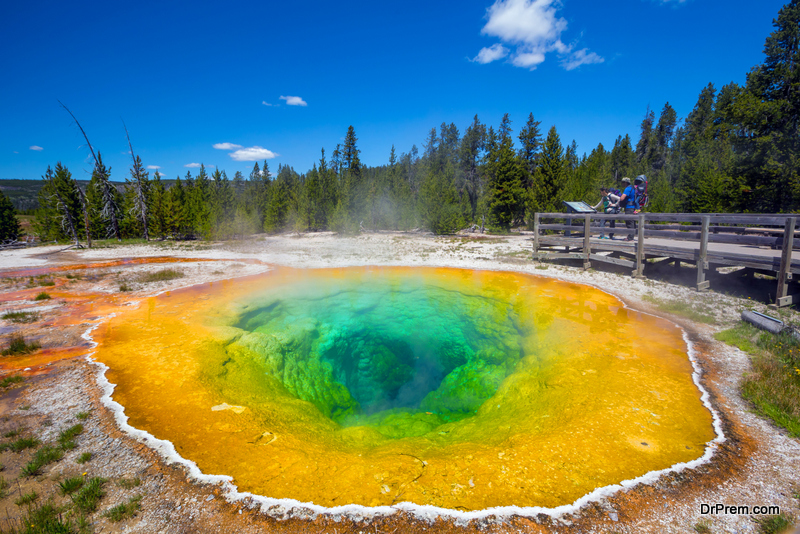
left=532, top=212, right=540, bottom=261
left=776, top=216, right=796, bottom=307
left=583, top=214, right=592, bottom=270
left=696, top=215, right=710, bottom=291
left=634, top=213, right=645, bottom=278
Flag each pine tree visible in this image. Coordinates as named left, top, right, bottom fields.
left=652, top=103, right=678, bottom=172
left=735, top=0, right=800, bottom=211
left=518, top=113, right=543, bottom=189
left=458, top=115, right=486, bottom=221
left=487, top=114, right=525, bottom=230
left=0, top=190, right=22, bottom=242
left=533, top=126, right=567, bottom=214
left=150, top=171, right=167, bottom=238
left=93, top=153, right=122, bottom=240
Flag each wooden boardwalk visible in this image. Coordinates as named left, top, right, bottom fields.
left=532, top=212, right=798, bottom=307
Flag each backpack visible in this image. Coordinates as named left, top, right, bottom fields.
left=606, top=188, right=622, bottom=213
left=634, top=175, right=649, bottom=209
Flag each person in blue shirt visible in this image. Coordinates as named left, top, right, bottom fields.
left=618, top=177, right=637, bottom=241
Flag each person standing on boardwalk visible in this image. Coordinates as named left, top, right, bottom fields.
left=617, top=177, right=637, bottom=241
left=592, top=188, right=619, bottom=239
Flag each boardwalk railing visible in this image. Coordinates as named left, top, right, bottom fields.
left=532, top=212, right=798, bottom=307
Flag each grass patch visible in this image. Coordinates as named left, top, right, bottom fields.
left=116, top=477, right=141, bottom=489
left=14, top=491, right=38, bottom=506
left=0, top=477, right=9, bottom=498
left=103, top=495, right=142, bottom=522
left=2, top=334, right=41, bottom=356
left=5, top=436, right=40, bottom=453
left=118, top=282, right=132, bottom=292
left=135, top=268, right=185, bottom=283
left=1, top=311, right=40, bottom=324
left=18, top=502, right=77, bottom=533
left=57, top=425, right=83, bottom=451
left=755, top=514, right=794, bottom=534
left=58, top=476, right=85, bottom=496
left=0, top=375, right=25, bottom=388
left=33, top=292, right=51, bottom=301
left=716, top=322, right=800, bottom=437
left=21, top=445, right=64, bottom=477
left=75, top=411, right=89, bottom=421
left=641, top=295, right=716, bottom=324
left=3, top=428, right=23, bottom=438
left=76, top=452, right=92, bottom=465
left=693, top=518, right=712, bottom=533
left=71, top=477, right=106, bottom=514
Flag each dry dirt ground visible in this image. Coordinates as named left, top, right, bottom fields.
left=0, top=232, right=798, bottom=534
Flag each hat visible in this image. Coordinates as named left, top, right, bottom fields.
left=621, top=177, right=631, bottom=184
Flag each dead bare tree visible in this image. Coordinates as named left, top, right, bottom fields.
left=123, top=121, right=149, bottom=241
left=59, top=101, right=122, bottom=241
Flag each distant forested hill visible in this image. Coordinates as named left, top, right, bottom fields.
left=0, top=179, right=171, bottom=212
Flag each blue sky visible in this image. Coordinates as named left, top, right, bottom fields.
left=0, top=0, right=787, bottom=182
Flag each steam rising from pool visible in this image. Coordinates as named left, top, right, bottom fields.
left=95, top=266, right=716, bottom=511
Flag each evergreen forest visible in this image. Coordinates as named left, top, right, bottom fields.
left=12, top=0, right=800, bottom=244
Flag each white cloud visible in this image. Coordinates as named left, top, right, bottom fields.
left=146, top=165, right=160, bottom=170
left=229, top=146, right=278, bottom=162
left=482, top=0, right=567, bottom=46
left=29, top=145, right=43, bottom=151
left=185, top=163, right=202, bottom=168
left=562, top=48, right=604, bottom=70
left=512, top=50, right=546, bottom=68
left=262, top=101, right=272, bottom=106
left=13, top=151, right=19, bottom=154
left=471, top=43, right=509, bottom=64
left=279, top=95, right=307, bottom=107
left=213, top=142, right=243, bottom=150
left=475, top=0, right=602, bottom=71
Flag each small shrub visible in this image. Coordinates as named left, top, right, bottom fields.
left=76, top=452, right=92, bottom=464
left=0, top=477, right=9, bottom=498
left=34, top=292, right=51, bottom=301
left=136, top=268, right=185, bottom=283
left=21, top=444, right=64, bottom=476
left=103, top=494, right=142, bottom=522
left=116, top=477, right=141, bottom=489
left=75, top=411, right=90, bottom=421
left=693, top=518, right=712, bottom=533
left=38, top=280, right=55, bottom=287
left=119, top=282, right=132, bottom=292
left=2, top=334, right=41, bottom=356
left=1, top=311, right=40, bottom=323
left=58, top=475, right=85, bottom=495
left=72, top=477, right=107, bottom=514
left=14, top=490, right=38, bottom=506
left=0, top=375, right=24, bottom=388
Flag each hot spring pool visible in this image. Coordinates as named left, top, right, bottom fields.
left=95, top=266, right=715, bottom=511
